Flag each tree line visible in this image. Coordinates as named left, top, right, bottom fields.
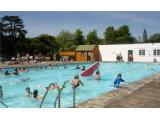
left=1, top=15, right=160, bottom=59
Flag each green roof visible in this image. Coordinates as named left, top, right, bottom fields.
left=76, top=45, right=96, bottom=51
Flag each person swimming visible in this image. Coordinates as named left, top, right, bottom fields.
left=19, top=67, right=29, bottom=72
left=4, top=70, right=10, bottom=75
left=32, top=89, right=43, bottom=100
left=48, top=64, right=52, bottom=69
left=114, top=74, right=125, bottom=88
left=72, top=75, right=84, bottom=88
left=82, top=66, right=85, bottom=71
left=94, top=69, right=100, bottom=80
left=76, top=64, right=80, bottom=69
left=13, top=69, right=19, bottom=75
left=64, top=65, right=67, bottom=69
left=45, top=83, right=59, bottom=91
left=21, top=78, right=30, bottom=82
left=25, top=87, right=32, bottom=96
left=0, top=85, right=3, bottom=98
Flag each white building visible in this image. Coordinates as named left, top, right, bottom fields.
left=99, top=43, right=160, bottom=62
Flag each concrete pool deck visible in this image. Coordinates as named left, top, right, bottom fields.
left=77, top=73, right=160, bottom=108
left=0, top=61, right=91, bottom=69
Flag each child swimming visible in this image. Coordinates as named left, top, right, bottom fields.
left=25, top=87, right=32, bottom=96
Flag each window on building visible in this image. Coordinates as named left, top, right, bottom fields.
left=153, top=49, right=160, bottom=56
left=81, top=52, right=86, bottom=56
left=139, top=50, right=145, bottom=56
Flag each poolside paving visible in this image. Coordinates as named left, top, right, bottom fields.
left=77, top=73, right=160, bottom=108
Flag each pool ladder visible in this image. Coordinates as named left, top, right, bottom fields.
left=39, top=81, right=69, bottom=108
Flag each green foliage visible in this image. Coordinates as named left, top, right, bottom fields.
left=86, top=29, right=100, bottom=44
left=0, top=16, right=27, bottom=56
left=104, top=25, right=136, bottom=44
left=73, top=29, right=85, bottom=45
left=142, top=29, right=148, bottom=43
left=1, top=15, right=160, bottom=60
left=148, top=33, right=160, bottom=43
left=29, top=34, right=59, bottom=58
left=56, top=30, right=76, bottom=51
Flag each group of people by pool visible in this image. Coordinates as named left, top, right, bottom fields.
left=4, top=67, right=29, bottom=76
left=0, top=63, right=126, bottom=102
left=24, top=74, right=84, bottom=100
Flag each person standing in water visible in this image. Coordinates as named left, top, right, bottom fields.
left=4, top=70, right=10, bottom=75
left=25, top=87, right=32, bottom=96
left=72, top=75, right=84, bottom=88
left=94, top=68, right=100, bottom=80
left=82, top=66, right=86, bottom=71
left=13, top=69, right=19, bottom=75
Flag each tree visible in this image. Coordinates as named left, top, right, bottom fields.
left=148, top=33, right=160, bottom=43
left=73, top=29, right=85, bottom=45
left=104, top=26, right=116, bottom=44
left=0, top=16, right=27, bottom=56
left=86, top=29, right=100, bottom=44
left=142, top=29, right=148, bottom=43
left=29, top=34, right=59, bottom=59
left=104, top=25, right=136, bottom=44
left=56, top=30, right=76, bottom=51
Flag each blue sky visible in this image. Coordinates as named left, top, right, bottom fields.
left=1, top=11, right=160, bottom=38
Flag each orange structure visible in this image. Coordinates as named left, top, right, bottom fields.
left=75, top=45, right=99, bottom=61
left=59, top=51, right=75, bottom=60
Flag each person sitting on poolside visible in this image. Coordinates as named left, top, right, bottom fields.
left=94, top=69, right=100, bottom=80
left=4, top=70, right=10, bottom=75
left=82, top=66, right=86, bottom=71
left=72, top=75, right=84, bottom=88
left=25, top=87, right=32, bottom=96
left=33, top=89, right=43, bottom=100
left=0, top=85, right=3, bottom=98
left=114, top=74, right=125, bottom=88
left=76, top=64, right=80, bottom=69
left=13, top=69, right=19, bottom=75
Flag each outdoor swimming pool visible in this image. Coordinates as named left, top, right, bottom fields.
left=0, top=62, right=160, bottom=108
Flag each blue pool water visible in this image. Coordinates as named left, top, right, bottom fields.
left=0, top=62, right=160, bottom=108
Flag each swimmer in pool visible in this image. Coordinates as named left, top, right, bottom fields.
left=25, top=87, right=32, bottom=96
left=76, top=64, right=80, bottom=69
left=0, top=85, right=3, bottom=98
left=114, top=74, right=125, bottom=88
left=45, top=83, right=59, bottom=91
left=13, top=69, right=19, bottom=75
left=4, top=70, right=10, bottom=75
left=48, top=64, right=52, bottom=69
left=64, top=65, right=67, bottom=69
left=33, top=89, right=43, bottom=100
left=94, top=69, right=100, bottom=80
left=82, top=66, right=85, bottom=71
left=72, top=75, right=84, bottom=88
left=21, top=78, right=30, bottom=82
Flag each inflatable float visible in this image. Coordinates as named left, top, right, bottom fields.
left=80, top=62, right=99, bottom=77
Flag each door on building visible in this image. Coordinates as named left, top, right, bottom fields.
left=87, top=52, right=91, bottom=61
left=128, top=50, right=133, bottom=61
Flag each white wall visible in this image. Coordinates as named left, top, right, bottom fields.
left=99, top=43, right=160, bottom=62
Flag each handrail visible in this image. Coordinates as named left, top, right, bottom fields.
left=39, top=82, right=57, bottom=108
left=0, top=100, right=8, bottom=108
left=54, top=80, right=69, bottom=108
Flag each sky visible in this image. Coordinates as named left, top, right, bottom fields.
left=1, top=11, right=160, bottom=39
